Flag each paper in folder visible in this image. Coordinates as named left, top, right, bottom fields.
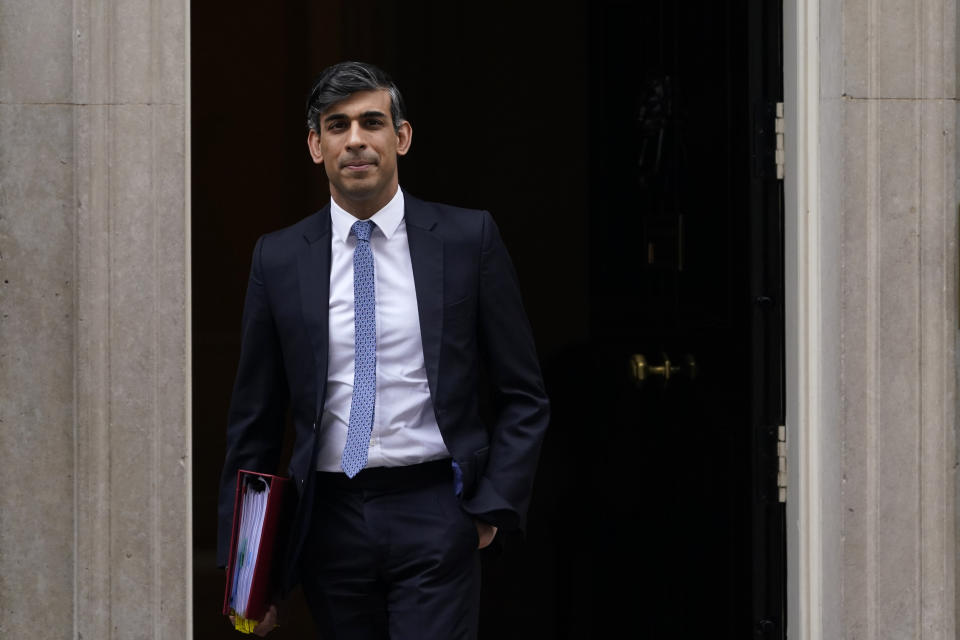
left=222, top=470, right=293, bottom=633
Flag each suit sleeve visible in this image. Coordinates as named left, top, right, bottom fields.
left=216, top=235, right=290, bottom=567
left=461, top=211, right=550, bottom=532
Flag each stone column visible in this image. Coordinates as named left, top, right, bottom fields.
left=0, top=1, right=190, bottom=638
left=809, top=0, right=959, bottom=637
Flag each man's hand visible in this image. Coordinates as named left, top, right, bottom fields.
left=228, top=604, right=278, bottom=637
left=475, top=520, right=498, bottom=549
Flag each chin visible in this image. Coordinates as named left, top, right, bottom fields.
left=340, top=184, right=380, bottom=201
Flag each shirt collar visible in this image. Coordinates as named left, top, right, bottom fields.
left=330, top=187, right=405, bottom=243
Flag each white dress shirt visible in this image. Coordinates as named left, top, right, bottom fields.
left=315, top=187, right=450, bottom=471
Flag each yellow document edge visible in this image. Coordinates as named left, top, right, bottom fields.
left=231, top=609, right=279, bottom=635
left=231, top=610, right=258, bottom=634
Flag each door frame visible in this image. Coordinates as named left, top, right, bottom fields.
left=784, top=0, right=824, bottom=638
left=180, top=1, right=818, bottom=636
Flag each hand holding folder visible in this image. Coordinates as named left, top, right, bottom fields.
left=229, top=604, right=278, bottom=637
left=222, top=470, right=293, bottom=635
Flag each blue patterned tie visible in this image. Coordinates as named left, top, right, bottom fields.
left=341, top=219, right=377, bottom=478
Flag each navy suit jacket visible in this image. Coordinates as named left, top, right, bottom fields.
left=216, top=191, right=550, bottom=591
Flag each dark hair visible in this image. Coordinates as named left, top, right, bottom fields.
left=305, top=61, right=407, bottom=133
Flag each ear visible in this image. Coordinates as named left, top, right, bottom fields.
left=395, top=120, right=413, bottom=156
left=307, top=129, right=324, bottom=165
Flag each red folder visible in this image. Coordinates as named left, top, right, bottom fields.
left=222, top=470, right=293, bottom=622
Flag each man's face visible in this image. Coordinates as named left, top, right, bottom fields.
left=307, top=89, right=412, bottom=214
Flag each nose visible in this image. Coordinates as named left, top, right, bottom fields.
left=345, top=121, right=366, bottom=150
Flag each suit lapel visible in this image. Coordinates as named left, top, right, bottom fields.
left=404, top=193, right=443, bottom=400
left=297, top=205, right=332, bottom=415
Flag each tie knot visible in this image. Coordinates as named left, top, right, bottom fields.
left=351, top=220, right=374, bottom=243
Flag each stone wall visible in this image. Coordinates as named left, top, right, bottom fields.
left=834, top=0, right=958, bottom=636
left=788, top=0, right=960, bottom=637
left=0, top=1, right=190, bottom=637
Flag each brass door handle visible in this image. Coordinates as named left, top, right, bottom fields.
left=630, top=353, right=696, bottom=385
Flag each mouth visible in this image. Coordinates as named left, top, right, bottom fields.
left=343, top=160, right=377, bottom=172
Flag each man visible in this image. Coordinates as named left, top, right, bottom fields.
left=217, top=61, right=550, bottom=638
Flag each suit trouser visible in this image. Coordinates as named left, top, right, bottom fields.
left=299, top=459, right=481, bottom=640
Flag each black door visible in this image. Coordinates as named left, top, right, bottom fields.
left=191, top=1, right=786, bottom=637
left=537, top=0, right=785, bottom=636
left=493, top=1, right=786, bottom=637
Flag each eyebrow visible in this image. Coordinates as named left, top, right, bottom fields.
left=323, top=110, right=388, bottom=123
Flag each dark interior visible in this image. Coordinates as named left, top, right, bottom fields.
left=192, top=1, right=785, bottom=637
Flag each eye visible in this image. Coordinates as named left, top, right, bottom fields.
left=366, top=119, right=384, bottom=127
left=327, top=121, right=347, bottom=131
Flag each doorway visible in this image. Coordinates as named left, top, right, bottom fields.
left=192, top=1, right=785, bottom=637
